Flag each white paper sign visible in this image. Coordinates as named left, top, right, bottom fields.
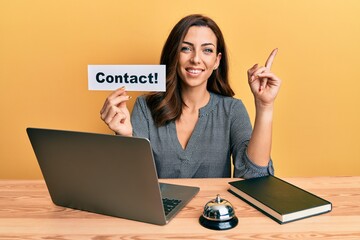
left=88, top=65, right=166, bottom=91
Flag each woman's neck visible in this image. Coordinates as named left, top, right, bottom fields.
left=181, top=87, right=210, bottom=112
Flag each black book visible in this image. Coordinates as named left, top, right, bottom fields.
left=228, top=175, right=332, bottom=224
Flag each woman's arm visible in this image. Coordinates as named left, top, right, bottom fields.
left=230, top=99, right=274, bottom=178
left=246, top=49, right=282, bottom=166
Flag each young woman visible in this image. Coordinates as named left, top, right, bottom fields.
left=100, top=14, right=281, bottom=179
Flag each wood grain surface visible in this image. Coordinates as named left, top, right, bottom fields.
left=0, top=177, right=359, bottom=240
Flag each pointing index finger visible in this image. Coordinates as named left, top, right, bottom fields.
left=265, top=48, right=278, bottom=70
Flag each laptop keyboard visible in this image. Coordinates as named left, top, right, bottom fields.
left=162, top=198, right=182, bottom=216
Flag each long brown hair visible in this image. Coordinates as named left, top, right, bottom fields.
left=146, top=14, right=234, bottom=126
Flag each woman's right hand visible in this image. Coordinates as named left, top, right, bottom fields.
left=100, top=87, right=133, bottom=136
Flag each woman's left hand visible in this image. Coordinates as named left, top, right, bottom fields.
left=247, top=48, right=282, bottom=108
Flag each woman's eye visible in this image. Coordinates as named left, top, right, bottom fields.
left=181, top=46, right=191, bottom=52
left=204, top=48, right=214, bottom=53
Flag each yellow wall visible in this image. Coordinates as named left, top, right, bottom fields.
left=1, top=0, right=360, bottom=179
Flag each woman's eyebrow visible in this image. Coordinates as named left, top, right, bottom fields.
left=182, top=41, right=215, bottom=47
left=182, top=41, right=194, bottom=46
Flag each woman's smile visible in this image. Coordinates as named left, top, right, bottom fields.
left=186, top=67, right=204, bottom=76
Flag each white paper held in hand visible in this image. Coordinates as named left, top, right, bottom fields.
left=88, top=65, right=166, bottom=92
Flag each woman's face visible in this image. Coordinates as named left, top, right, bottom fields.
left=178, top=26, right=221, bottom=90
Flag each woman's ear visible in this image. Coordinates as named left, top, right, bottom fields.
left=214, top=52, right=222, bottom=70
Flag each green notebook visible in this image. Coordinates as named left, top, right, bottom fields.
left=228, top=175, right=332, bottom=224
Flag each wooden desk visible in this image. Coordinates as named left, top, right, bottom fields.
left=0, top=177, right=359, bottom=239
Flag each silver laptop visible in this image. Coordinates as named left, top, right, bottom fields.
left=26, top=127, right=199, bottom=225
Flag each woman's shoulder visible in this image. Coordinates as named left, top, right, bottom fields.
left=211, top=92, right=246, bottom=109
left=132, top=94, right=152, bottom=118
left=134, top=94, right=148, bottom=108
left=210, top=93, right=250, bottom=123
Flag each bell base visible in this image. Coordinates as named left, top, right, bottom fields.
left=199, top=215, right=238, bottom=230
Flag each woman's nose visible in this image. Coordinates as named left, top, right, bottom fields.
left=191, top=51, right=201, bottom=64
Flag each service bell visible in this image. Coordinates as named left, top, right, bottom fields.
left=199, top=194, right=238, bottom=230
